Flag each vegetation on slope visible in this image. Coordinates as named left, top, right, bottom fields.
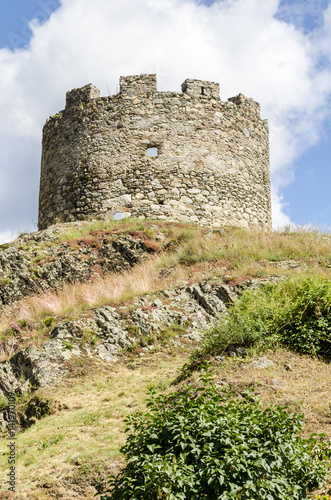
left=181, top=274, right=331, bottom=379
left=98, top=367, right=330, bottom=500
left=1, top=219, right=331, bottom=348
left=0, top=220, right=330, bottom=499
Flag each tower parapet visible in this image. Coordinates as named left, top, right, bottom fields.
left=38, top=74, right=271, bottom=230
left=181, top=78, right=220, bottom=99
left=119, top=74, right=157, bottom=96
left=65, top=84, right=100, bottom=109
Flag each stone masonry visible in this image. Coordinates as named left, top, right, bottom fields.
left=38, top=74, right=271, bottom=229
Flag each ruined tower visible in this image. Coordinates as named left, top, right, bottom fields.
left=38, top=74, right=271, bottom=230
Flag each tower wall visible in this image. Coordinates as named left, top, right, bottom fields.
left=38, top=74, right=271, bottom=230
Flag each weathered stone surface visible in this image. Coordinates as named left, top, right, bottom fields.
left=251, top=357, right=274, bottom=369
left=225, top=345, right=248, bottom=358
left=93, top=306, right=131, bottom=360
left=50, top=321, right=85, bottom=341
left=0, top=276, right=278, bottom=390
left=269, top=378, right=283, bottom=387
left=0, top=230, right=155, bottom=309
left=2, top=321, right=88, bottom=390
left=18, top=395, right=57, bottom=429
left=226, top=276, right=282, bottom=297
left=10, top=342, right=77, bottom=387
left=186, top=283, right=228, bottom=315
left=39, top=74, right=271, bottom=230
left=128, top=280, right=232, bottom=342
left=0, top=309, right=133, bottom=390
left=0, top=361, right=29, bottom=394
left=96, top=344, right=118, bottom=362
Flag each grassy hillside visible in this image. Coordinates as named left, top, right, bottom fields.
left=0, top=219, right=330, bottom=499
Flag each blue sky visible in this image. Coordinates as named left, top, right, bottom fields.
left=0, top=0, right=60, bottom=49
left=282, top=122, right=331, bottom=227
left=0, top=0, right=331, bottom=242
left=275, top=0, right=331, bottom=227
left=276, top=0, right=330, bottom=31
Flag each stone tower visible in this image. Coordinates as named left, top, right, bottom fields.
left=38, top=74, right=271, bottom=230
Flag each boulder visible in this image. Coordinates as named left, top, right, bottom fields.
left=93, top=306, right=131, bottom=361
left=10, top=341, right=77, bottom=387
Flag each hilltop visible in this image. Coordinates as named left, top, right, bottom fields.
left=0, top=218, right=330, bottom=499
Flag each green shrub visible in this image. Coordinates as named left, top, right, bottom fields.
left=97, top=369, right=330, bottom=499
left=43, top=316, right=54, bottom=328
left=0, top=395, right=8, bottom=412
left=234, top=275, right=331, bottom=355
left=62, top=340, right=74, bottom=350
left=186, top=275, right=331, bottom=371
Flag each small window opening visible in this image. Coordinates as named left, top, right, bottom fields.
left=113, top=212, right=123, bottom=220
left=201, top=86, right=205, bottom=95
left=146, top=147, right=158, bottom=157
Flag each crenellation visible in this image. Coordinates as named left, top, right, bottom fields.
left=119, top=74, right=157, bottom=97
left=182, top=78, right=220, bottom=99
left=65, top=83, right=100, bottom=109
left=228, top=93, right=261, bottom=116
left=38, top=73, right=271, bottom=230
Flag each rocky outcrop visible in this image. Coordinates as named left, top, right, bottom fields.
left=18, top=395, right=57, bottom=429
left=10, top=341, right=80, bottom=388
left=0, top=274, right=279, bottom=432
left=94, top=306, right=131, bottom=361
left=0, top=394, right=66, bottom=431
left=0, top=279, right=234, bottom=395
left=0, top=361, right=29, bottom=394
left=0, top=224, right=159, bottom=309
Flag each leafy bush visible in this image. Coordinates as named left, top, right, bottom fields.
left=0, top=395, right=8, bottom=412
left=186, top=275, right=331, bottom=371
left=97, top=369, right=330, bottom=499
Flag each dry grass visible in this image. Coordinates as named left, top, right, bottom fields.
left=0, top=338, right=20, bottom=363
left=0, top=257, right=181, bottom=333
left=207, top=349, right=331, bottom=439
left=170, top=225, right=331, bottom=269
left=0, top=351, right=188, bottom=499
left=0, top=222, right=330, bottom=497
left=0, top=224, right=330, bottom=343
left=54, top=217, right=156, bottom=243
left=0, top=348, right=330, bottom=498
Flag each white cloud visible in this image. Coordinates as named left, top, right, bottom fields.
left=271, top=190, right=291, bottom=230
left=0, top=230, right=19, bottom=245
left=0, top=0, right=331, bottom=241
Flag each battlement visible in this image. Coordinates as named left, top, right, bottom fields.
left=181, top=78, right=220, bottom=99
left=62, top=75, right=259, bottom=115
left=119, top=73, right=157, bottom=96
left=39, top=73, right=271, bottom=231
left=65, top=84, right=100, bottom=109
left=228, top=93, right=261, bottom=115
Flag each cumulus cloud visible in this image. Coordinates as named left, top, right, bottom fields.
left=0, top=229, right=21, bottom=245
left=0, top=0, right=331, bottom=242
